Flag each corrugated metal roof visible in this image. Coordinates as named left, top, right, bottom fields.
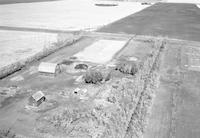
left=38, top=62, right=58, bottom=74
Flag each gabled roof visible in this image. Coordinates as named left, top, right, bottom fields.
left=32, top=91, right=45, bottom=101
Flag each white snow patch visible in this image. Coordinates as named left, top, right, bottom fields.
left=74, top=39, right=127, bottom=64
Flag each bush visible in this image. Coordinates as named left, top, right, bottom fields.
left=0, top=129, right=16, bottom=138
left=83, top=66, right=112, bottom=84
left=115, top=61, right=138, bottom=75
left=74, top=64, right=88, bottom=70
left=84, top=69, right=103, bottom=84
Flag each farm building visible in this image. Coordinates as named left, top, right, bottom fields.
left=38, top=62, right=61, bottom=76
left=28, top=91, right=46, bottom=107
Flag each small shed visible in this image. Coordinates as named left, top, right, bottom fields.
left=38, top=62, right=61, bottom=76
left=28, top=91, right=46, bottom=107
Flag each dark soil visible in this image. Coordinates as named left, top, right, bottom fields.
left=98, top=3, right=200, bottom=42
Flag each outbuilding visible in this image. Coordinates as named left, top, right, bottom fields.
left=38, top=62, right=61, bottom=77
left=28, top=91, right=46, bottom=107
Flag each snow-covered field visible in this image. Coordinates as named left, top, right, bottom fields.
left=0, top=0, right=150, bottom=31
left=0, top=30, right=58, bottom=68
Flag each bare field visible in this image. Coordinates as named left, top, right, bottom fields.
left=144, top=39, right=200, bottom=138
left=98, top=3, right=200, bottom=42
left=167, top=0, right=200, bottom=4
